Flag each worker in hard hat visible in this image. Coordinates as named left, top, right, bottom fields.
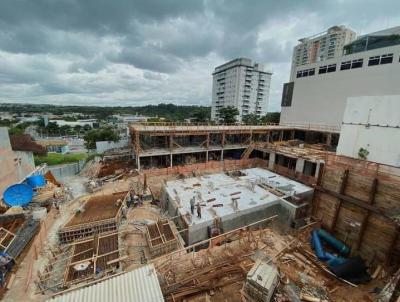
left=197, top=203, right=202, bottom=219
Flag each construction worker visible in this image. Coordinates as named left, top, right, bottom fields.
left=197, top=203, right=202, bottom=219
left=190, top=196, right=196, bottom=215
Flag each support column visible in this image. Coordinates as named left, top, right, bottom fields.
left=170, top=153, right=173, bottom=167
left=326, top=133, right=332, bottom=146
left=290, top=130, right=295, bottom=140
left=206, top=151, right=209, bottom=162
left=295, top=158, right=305, bottom=174
left=169, top=135, right=173, bottom=150
left=279, top=130, right=284, bottom=141
left=268, top=152, right=275, bottom=170
left=314, top=161, right=322, bottom=178
left=221, top=132, right=225, bottom=161
left=137, top=156, right=141, bottom=170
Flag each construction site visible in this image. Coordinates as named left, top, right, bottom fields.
left=0, top=123, right=399, bottom=302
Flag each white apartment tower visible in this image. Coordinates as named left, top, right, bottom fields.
left=291, top=25, right=356, bottom=78
left=211, top=58, right=272, bottom=122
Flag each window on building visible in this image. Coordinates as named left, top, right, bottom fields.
left=296, top=68, right=315, bottom=78
left=319, top=66, right=327, bottom=74
left=281, top=82, right=294, bottom=107
left=340, top=61, right=351, bottom=70
left=380, top=53, right=393, bottom=64
left=327, top=64, right=336, bottom=72
left=368, top=56, right=380, bottom=66
left=351, top=59, right=363, bottom=69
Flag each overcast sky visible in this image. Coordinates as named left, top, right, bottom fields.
left=0, top=0, right=399, bottom=111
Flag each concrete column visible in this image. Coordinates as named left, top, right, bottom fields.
left=221, top=150, right=224, bottom=161
left=170, top=153, right=173, bottom=167
left=295, top=158, right=305, bottom=174
left=315, top=161, right=322, bottom=178
left=137, top=156, right=141, bottom=170
left=326, top=133, right=332, bottom=146
left=268, top=152, right=275, bottom=170
left=279, top=130, right=284, bottom=141
left=206, top=151, right=209, bottom=162
left=290, top=130, right=295, bottom=140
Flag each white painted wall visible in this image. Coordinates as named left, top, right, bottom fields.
left=0, top=128, right=35, bottom=197
left=281, top=45, right=400, bottom=128
left=96, top=139, right=129, bottom=154
left=336, top=95, right=400, bottom=167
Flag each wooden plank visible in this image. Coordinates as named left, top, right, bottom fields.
left=330, top=169, right=349, bottom=232
left=315, top=186, right=394, bottom=221
left=356, top=178, right=378, bottom=250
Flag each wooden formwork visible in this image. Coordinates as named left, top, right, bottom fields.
left=312, top=154, right=400, bottom=267
left=59, top=218, right=120, bottom=244
left=145, top=220, right=178, bottom=258
left=0, top=227, right=15, bottom=253
left=58, top=192, right=128, bottom=244
left=62, top=232, right=120, bottom=286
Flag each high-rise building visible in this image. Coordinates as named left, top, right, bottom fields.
left=290, top=25, right=356, bottom=79
left=280, top=26, right=400, bottom=129
left=211, top=58, right=272, bottom=122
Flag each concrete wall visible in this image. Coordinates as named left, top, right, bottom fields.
left=281, top=45, right=400, bottom=128
left=47, top=160, right=86, bottom=180
left=0, top=128, right=35, bottom=197
left=96, top=138, right=129, bottom=154
left=336, top=95, right=400, bottom=167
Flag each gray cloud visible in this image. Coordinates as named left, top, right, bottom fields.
left=0, top=0, right=399, bottom=111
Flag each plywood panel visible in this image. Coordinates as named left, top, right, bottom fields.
left=344, top=172, right=375, bottom=202
left=359, top=214, right=397, bottom=264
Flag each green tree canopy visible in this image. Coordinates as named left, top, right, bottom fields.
left=260, top=112, right=281, bottom=124
left=217, top=106, right=239, bottom=124
left=83, top=127, right=120, bottom=150
left=191, top=108, right=210, bottom=123
left=242, top=113, right=260, bottom=125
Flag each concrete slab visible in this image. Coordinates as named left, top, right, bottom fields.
left=163, top=167, right=313, bottom=244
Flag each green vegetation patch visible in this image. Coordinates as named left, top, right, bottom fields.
left=34, top=152, right=87, bottom=166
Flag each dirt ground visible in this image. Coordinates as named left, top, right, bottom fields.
left=2, top=169, right=391, bottom=302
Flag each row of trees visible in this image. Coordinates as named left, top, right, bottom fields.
left=0, top=103, right=280, bottom=125
left=0, top=103, right=211, bottom=121
left=215, top=106, right=280, bottom=125
left=83, top=127, right=120, bottom=150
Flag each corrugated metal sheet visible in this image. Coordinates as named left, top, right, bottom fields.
left=49, top=264, right=164, bottom=302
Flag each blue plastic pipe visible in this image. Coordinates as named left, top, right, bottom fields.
left=317, top=229, right=350, bottom=256
left=311, top=230, right=329, bottom=261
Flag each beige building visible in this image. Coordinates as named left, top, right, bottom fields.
left=290, top=25, right=356, bottom=79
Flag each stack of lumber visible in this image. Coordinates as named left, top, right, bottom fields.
left=163, top=258, right=247, bottom=301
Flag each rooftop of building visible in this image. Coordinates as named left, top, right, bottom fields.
left=49, top=264, right=164, bottom=302
left=343, top=25, right=400, bottom=55
left=297, top=25, right=355, bottom=43
left=164, top=167, right=313, bottom=226
left=213, top=57, right=272, bottom=75
left=10, top=134, right=47, bottom=155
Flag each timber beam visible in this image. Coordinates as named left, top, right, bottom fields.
left=315, top=185, right=395, bottom=222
